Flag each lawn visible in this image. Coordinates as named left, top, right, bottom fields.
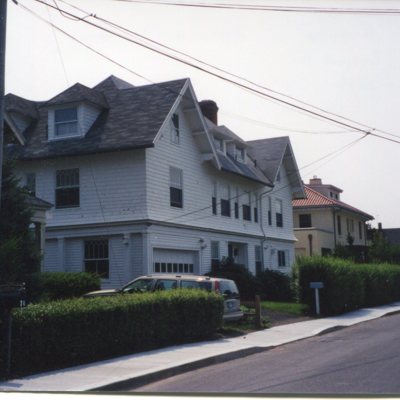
left=261, top=301, right=308, bottom=316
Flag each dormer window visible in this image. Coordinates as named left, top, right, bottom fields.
left=54, top=107, right=78, bottom=137
left=236, top=147, right=245, bottom=162
left=214, top=137, right=224, bottom=152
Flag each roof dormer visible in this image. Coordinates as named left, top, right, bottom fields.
left=43, top=82, right=108, bottom=141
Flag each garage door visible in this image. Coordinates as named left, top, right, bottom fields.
left=153, top=248, right=198, bottom=274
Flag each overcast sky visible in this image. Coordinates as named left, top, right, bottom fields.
left=5, top=0, right=400, bottom=228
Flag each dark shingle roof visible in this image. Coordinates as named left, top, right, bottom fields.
left=4, top=93, right=39, bottom=119
left=247, top=136, right=289, bottom=183
left=217, top=152, right=271, bottom=185
left=5, top=77, right=188, bottom=160
left=43, top=82, right=109, bottom=109
left=26, top=194, right=53, bottom=209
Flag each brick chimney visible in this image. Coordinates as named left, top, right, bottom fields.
left=309, top=176, right=322, bottom=186
left=199, top=100, right=219, bottom=125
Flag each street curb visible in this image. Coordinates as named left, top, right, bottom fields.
left=93, top=346, right=272, bottom=392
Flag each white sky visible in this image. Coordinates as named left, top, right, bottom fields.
left=5, top=0, right=400, bottom=228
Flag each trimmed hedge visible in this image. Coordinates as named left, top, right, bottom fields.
left=25, top=272, right=101, bottom=303
left=293, top=256, right=400, bottom=315
left=257, top=269, right=293, bottom=302
left=8, top=289, right=223, bottom=378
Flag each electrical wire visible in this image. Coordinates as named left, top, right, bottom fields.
left=59, top=0, right=400, bottom=142
left=26, top=0, right=400, bottom=144
left=112, top=1, right=400, bottom=15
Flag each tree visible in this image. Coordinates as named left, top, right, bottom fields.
left=0, top=160, right=40, bottom=283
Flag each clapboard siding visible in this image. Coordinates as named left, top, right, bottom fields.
left=16, top=149, right=147, bottom=227
left=146, top=107, right=264, bottom=236
left=43, top=239, right=58, bottom=272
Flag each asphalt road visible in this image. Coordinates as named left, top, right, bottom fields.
left=132, top=313, right=400, bottom=394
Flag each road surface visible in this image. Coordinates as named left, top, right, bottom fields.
left=132, top=313, right=400, bottom=394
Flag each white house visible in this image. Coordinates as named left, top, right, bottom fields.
left=4, top=75, right=305, bottom=289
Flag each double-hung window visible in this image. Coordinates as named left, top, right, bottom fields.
left=211, top=241, right=220, bottom=269
left=220, top=184, right=230, bottom=217
left=275, top=199, right=283, bottom=227
left=337, top=215, right=342, bottom=235
left=54, top=107, right=78, bottom=137
left=212, top=182, right=217, bottom=215
left=26, top=173, right=36, bottom=196
left=278, top=250, right=287, bottom=268
left=242, top=192, right=251, bottom=221
left=299, top=214, right=312, bottom=228
left=56, top=168, right=80, bottom=208
left=170, top=167, right=183, bottom=208
left=268, top=196, right=272, bottom=225
left=84, top=239, right=109, bottom=279
left=253, top=194, right=258, bottom=223
left=255, top=245, right=262, bottom=275
left=234, top=187, right=239, bottom=219
left=171, top=113, right=180, bottom=144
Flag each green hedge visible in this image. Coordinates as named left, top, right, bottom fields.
left=293, top=256, right=400, bottom=315
left=25, top=272, right=101, bottom=303
left=257, top=269, right=293, bottom=302
left=8, top=289, right=223, bottom=378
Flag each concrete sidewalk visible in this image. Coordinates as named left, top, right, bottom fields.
left=1, top=302, right=400, bottom=392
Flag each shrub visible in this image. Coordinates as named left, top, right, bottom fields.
left=293, top=256, right=365, bottom=315
left=257, top=269, right=293, bottom=302
left=24, top=272, right=101, bottom=303
left=206, top=257, right=262, bottom=300
left=8, top=289, right=223, bottom=378
left=293, top=256, right=400, bottom=315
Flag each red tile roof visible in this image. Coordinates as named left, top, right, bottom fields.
left=293, top=186, right=374, bottom=220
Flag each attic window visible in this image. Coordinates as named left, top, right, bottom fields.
left=171, top=113, right=180, bottom=144
left=54, top=107, right=78, bottom=137
left=236, top=147, right=245, bottom=162
left=214, top=138, right=224, bottom=152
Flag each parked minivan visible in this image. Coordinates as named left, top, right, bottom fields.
left=84, top=274, right=243, bottom=321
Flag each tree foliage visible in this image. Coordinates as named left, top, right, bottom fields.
left=0, top=161, right=40, bottom=283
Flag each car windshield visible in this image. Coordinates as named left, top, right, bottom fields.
left=121, top=278, right=155, bottom=293
left=219, top=280, right=240, bottom=298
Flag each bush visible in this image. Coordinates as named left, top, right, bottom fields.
left=24, top=272, right=101, bottom=303
left=293, top=256, right=400, bottom=315
left=206, top=257, right=262, bottom=300
left=257, top=269, right=293, bottom=302
left=8, top=289, right=223, bottom=378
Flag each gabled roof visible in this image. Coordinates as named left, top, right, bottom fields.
left=203, top=118, right=270, bottom=185
left=293, top=186, right=374, bottom=220
left=247, top=136, right=305, bottom=198
left=4, top=77, right=188, bottom=160
left=43, top=82, right=109, bottom=109
left=4, top=93, right=39, bottom=119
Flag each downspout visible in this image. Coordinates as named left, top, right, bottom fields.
left=259, top=187, right=273, bottom=271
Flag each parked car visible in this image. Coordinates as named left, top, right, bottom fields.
left=84, top=274, right=243, bottom=321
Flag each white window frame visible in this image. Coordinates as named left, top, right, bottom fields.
left=171, top=113, right=180, bottom=144
left=54, top=107, right=79, bottom=137
left=169, top=167, right=183, bottom=208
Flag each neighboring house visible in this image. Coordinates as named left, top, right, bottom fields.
left=4, top=75, right=304, bottom=289
left=292, top=176, right=374, bottom=259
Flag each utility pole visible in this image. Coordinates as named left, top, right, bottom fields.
left=0, top=0, right=7, bottom=211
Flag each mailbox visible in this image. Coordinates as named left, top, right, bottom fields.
left=310, top=282, right=324, bottom=289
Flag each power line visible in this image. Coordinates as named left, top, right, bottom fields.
left=113, top=0, right=400, bottom=15
left=59, top=0, right=400, bottom=141
left=26, top=0, right=400, bottom=144
left=162, top=135, right=368, bottom=225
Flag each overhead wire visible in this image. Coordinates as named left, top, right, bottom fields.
left=26, top=0, right=400, bottom=144
left=14, top=0, right=373, bottom=226
left=59, top=0, right=400, bottom=141
left=112, top=1, right=400, bottom=15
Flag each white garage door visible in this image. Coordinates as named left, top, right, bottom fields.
left=153, top=248, right=198, bottom=274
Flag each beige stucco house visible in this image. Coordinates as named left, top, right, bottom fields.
left=292, top=177, right=374, bottom=260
